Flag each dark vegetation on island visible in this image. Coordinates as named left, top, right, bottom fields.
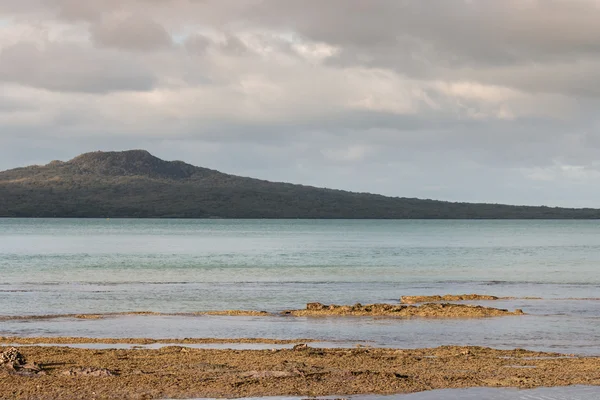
left=1, top=149, right=599, bottom=219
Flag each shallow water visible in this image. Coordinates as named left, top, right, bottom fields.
left=3, top=311, right=600, bottom=355
left=8, top=342, right=308, bottom=350
left=1, top=219, right=600, bottom=355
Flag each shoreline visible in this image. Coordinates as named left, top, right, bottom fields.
left=2, top=343, right=600, bottom=399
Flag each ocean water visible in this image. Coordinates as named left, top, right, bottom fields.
left=1, top=218, right=600, bottom=355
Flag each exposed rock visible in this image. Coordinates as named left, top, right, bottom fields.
left=0, top=347, right=26, bottom=366
left=400, top=294, right=501, bottom=304
left=306, top=302, right=326, bottom=311
left=283, top=302, right=524, bottom=318
left=1, top=347, right=44, bottom=376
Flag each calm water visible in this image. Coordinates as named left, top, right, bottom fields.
left=1, top=219, right=600, bottom=355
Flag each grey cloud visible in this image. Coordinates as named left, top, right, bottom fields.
left=183, top=32, right=291, bottom=58
left=51, top=0, right=123, bottom=21
left=90, top=15, right=173, bottom=51
left=184, top=34, right=211, bottom=54
left=451, top=61, right=600, bottom=98
left=221, top=34, right=249, bottom=55
left=0, top=96, right=35, bottom=112
left=0, top=42, right=157, bottom=93
left=22, top=0, right=600, bottom=65
left=247, top=0, right=600, bottom=62
left=242, top=0, right=600, bottom=97
left=0, top=0, right=44, bottom=15
left=54, top=0, right=105, bottom=21
left=1, top=0, right=600, bottom=207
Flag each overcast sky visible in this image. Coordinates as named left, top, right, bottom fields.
left=1, top=1, right=599, bottom=207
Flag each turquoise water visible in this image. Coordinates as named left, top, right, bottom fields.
left=1, top=219, right=600, bottom=354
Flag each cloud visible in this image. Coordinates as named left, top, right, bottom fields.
left=0, top=41, right=157, bottom=93
left=242, top=0, right=600, bottom=97
left=90, top=14, right=173, bottom=51
left=0, top=0, right=599, bottom=206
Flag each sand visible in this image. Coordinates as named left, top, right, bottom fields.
left=2, top=344, right=599, bottom=399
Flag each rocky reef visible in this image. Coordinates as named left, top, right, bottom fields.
left=283, top=302, right=524, bottom=317
left=1, top=345, right=598, bottom=399
left=400, top=294, right=501, bottom=304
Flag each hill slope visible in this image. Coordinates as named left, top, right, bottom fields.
left=0, top=150, right=598, bottom=218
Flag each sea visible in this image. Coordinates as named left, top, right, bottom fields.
left=1, top=218, right=600, bottom=398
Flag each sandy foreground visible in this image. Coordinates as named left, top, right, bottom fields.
left=2, top=343, right=600, bottom=400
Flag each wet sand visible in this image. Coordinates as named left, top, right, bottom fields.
left=2, top=344, right=600, bottom=400
left=284, top=302, right=524, bottom=317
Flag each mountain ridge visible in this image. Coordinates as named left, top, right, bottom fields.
left=1, top=150, right=599, bottom=219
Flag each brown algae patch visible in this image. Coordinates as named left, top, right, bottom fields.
left=283, top=302, right=524, bottom=317
left=1, top=344, right=599, bottom=399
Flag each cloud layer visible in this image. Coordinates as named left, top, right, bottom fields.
left=1, top=0, right=599, bottom=206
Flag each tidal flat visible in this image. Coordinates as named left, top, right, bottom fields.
left=3, top=344, right=600, bottom=400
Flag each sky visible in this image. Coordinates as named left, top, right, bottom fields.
left=1, top=1, right=600, bottom=207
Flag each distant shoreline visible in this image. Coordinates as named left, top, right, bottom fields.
left=2, top=150, right=599, bottom=219
left=2, top=216, right=600, bottom=220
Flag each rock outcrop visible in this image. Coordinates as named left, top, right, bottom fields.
left=283, top=302, right=524, bottom=318
left=400, top=294, right=501, bottom=304
left=0, top=347, right=43, bottom=376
